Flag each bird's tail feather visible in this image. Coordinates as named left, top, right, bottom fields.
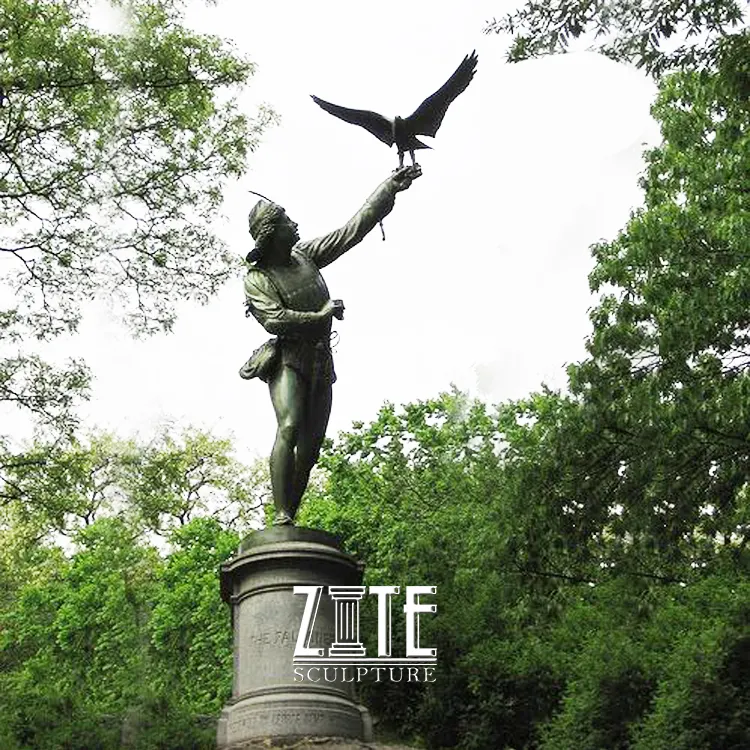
left=410, top=137, right=432, bottom=150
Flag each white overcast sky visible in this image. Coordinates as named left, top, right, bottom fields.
left=4, top=1, right=661, bottom=459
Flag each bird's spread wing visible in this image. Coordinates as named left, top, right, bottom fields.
left=404, top=51, right=478, bottom=137
left=311, top=95, right=394, bottom=146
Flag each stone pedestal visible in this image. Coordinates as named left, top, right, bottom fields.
left=216, top=527, right=372, bottom=747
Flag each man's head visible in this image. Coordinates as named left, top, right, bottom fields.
left=247, top=199, right=299, bottom=264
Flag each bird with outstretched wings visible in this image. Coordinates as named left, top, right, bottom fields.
left=311, top=51, right=478, bottom=168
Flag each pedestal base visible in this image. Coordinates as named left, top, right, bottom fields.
left=217, top=527, right=372, bottom=747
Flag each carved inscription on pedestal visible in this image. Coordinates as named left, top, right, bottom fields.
left=245, top=629, right=335, bottom=650
left=227, top=707, right=327, bottom=739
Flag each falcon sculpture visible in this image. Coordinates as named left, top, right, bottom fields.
left=311, top=51, right=478, bottom=169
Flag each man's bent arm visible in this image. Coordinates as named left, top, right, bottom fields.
left=297, top=174, right=401, bottom=269
left=245, top=273, right=328, bottom=336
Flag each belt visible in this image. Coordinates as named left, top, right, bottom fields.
left=279, top=336, right=331, bottom=348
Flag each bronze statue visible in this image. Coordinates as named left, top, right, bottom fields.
left=241, top=166, right=422, bottom=525
left=311, top=51, right=477, bottom=168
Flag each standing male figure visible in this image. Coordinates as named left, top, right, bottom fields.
left=243, top=166, right=421, bottom=525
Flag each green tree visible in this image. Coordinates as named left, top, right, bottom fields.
left=300, top=390, right=537, bottom=746
left=123, top=427, right=266, bottom=533
left=483, top=1, right=750, bottom=586
left=472, top=7, right=750, bottom=747
left=0, top=428, right=264, bottom=537
left=0, top=0, right=274, bottom=434
left=485, top=0, right=749, bottom=77
left=0, top=431, right=248, bottom=749
left=148, top=518, right=238, bottom=715
left=0, top=517, right=161, bottom=749
left=0, top=432, right=133, bottom=534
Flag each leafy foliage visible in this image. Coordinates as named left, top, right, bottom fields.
left=124, top=427, right=268, bottom=533
left=0, top=453, right=243, bottom=749
left=0, top=428, right=265, bottom=537
left=0, top=0, right=275, bottom=435
left=148, top=518, right=238, bottom=714
left=485, top=0, right=749, bottom=77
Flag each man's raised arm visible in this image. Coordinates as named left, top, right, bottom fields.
left=297, top=165, right=421, bottom=269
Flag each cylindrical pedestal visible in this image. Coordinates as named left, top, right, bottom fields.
left=216, top=527, right=372, bottom=747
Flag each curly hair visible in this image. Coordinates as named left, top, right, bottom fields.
left=246, top=202, right=286, bottom=264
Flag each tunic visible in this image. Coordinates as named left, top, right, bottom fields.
left=243, top=177, right=398, bottom=386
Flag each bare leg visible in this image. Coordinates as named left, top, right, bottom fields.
left=409, top=149, right=418, bottom=167
left=289, top=380, right=333, bottom=518
left=268, top=366, right=305, bottom=524
left=398, top=151, right=404, bottom=169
